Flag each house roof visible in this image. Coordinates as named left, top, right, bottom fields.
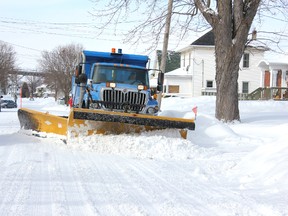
left=178, top=30, right=267, bottom=52
left=191, top=30, right=214, bottom=46
left=176, top=30, right=215, bottom=52
left=165, top=67, right=192, bottom=76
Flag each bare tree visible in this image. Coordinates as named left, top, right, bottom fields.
left=91, top=0, right=288, bottom=122
left=26, top=75, right=43, bottom=97
left=0, top=41, right=17, bottom=95
left=38, top=43, right=83, bottom=104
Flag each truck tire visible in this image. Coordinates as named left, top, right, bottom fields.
left=81, top=100, right=86, bottom=108
left=85, top=99, right=90, bottom=109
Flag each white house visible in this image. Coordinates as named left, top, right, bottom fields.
left=162, top=31, right=266, bottom=97
left=35, top=84, right=54, bottom=97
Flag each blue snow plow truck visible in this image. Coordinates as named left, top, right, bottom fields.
left=18, top=48, right=195, bottom=139
left=70, top=48, right=195, bottom=138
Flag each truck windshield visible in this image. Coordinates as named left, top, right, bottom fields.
left=92, top=65, right=149, bottom=86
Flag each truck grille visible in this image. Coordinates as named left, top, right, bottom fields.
left=102, top=89, right=147, bottom=112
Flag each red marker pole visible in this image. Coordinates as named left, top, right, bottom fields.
left=192, top=106, right=198, bottom=120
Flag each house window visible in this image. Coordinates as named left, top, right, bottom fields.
left=243, top=53, right=250, bottom=68
left=242, top=82, right=249, bottom=93
left=206, top=80, right=213, bottom=88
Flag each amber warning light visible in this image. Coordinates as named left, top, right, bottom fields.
left=111, top=48, right=122, bottom=54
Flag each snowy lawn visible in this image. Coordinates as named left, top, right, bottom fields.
left=0, top=96, right=287, bottom=216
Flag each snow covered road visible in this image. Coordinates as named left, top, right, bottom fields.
left=0, top=134, right=255, bottom=216
left=0, top=97, right=287, bottom=216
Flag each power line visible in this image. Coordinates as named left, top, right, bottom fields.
left=0, top=16, right=143, bottom=25
left=0, top=16, right=141, bottom=30
left=260, top=14, right=287, bottom=23
left=0, top=39, right=42, bottom=52
left=0, top=16, right=196, bottom=41
left=0, top=16, right=196, bottom=47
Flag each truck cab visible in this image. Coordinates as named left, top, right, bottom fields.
left=72, top=49, right=160, bottom=115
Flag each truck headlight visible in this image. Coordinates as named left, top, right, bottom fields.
left=137, top=85, right=145, bottom=91
left=106, top=82, right=116, bottom=88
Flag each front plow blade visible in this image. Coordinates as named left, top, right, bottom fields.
left=18, top=108, right=67, bottom=136
left=18, top=108, right=195, bottom=139
left=68, top=108, right=195, bottom=139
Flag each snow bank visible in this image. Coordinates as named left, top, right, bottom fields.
left=1, top=96, right=288, bottom=215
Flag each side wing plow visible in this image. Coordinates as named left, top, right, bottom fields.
left=18, top=108, right=67, bottom=136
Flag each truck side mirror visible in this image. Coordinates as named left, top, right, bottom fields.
left=157, top=72, right=164, bottom=91
left=75, top=77, right=80, bottom=84
left=75, top=65, right=83, bottom=84
left=78, top=73, right=87, bottom=84
left=75, top=65, right=82, bottom=77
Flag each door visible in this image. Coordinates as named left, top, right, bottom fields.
left=264, top=70, right=270, bottom=87
left=277, top=70, right=282, bottom=87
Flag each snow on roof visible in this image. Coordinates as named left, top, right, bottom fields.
left=259, top=52, right=288, bottom=70
left=264, top=52, right=288, bottom=64
left=149, top=67, right=192, bottom=87
left=165, top=67, right=192, bottom=76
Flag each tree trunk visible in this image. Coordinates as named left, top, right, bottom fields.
left=214, top=26, right=244, bottom=122
left=215, top=57, right=240, bottom=122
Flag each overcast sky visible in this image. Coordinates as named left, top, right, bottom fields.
left=1, top=0, right=288, bottom=70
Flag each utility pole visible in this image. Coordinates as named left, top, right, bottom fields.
left=158, top=0, right=173, bottom=110
left=0, top=84, right=1, bottom=111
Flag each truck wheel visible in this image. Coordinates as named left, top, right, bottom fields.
left=81, top=100, right=86, bottom=108
left=86, top=99, right=90, bottom=109
left=82, top=100, right=89, bottom=109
